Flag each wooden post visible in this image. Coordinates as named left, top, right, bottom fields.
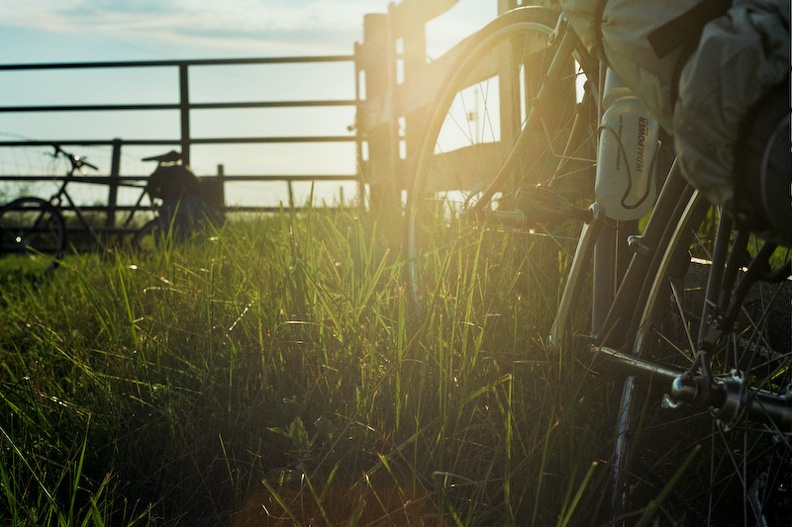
left=215, top=163, right=226, bottom=218
left=400, top=7, right=428, bottom=191
left=353, top=41, right=365, bottom=209
left=400, top=0, right=460, bottom=20
left=499, top=39, right=521, bottom=177
left=106, top=138, right=122, bottom=228
left=179, top=64, right=191, bottom=166
left=355, top=0, right=487, bottom=218
left=361, top=12, right=399, bottom=212
left=498, top=0, right=518, bottom=14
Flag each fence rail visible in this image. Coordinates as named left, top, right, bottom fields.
left=0, top=54, right=361, bottom=223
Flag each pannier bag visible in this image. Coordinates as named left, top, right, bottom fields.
left=145, top=164, right=202, bottom=200
left=145, top=164, right=223, bottom=235
left=674, top=1, right=789, bottom=228
left=560, top=0, right=790, bottom=219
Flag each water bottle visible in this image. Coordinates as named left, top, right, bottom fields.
left=595, top=70, right=660, bottom=221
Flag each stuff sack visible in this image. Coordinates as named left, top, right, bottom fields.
left=673, top=0, right=790, bottom=208
left=560, top=0, right=790, bottom=212
left=145, top=164, right=202, bottom=200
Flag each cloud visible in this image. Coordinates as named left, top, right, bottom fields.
left=0, top=0, right=388, bottom=55
left=0, top=0, right=494, bottom=62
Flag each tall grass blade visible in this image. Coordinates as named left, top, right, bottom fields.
left=558, top=461, right=598, bottom=527
left=634, top=445, right=701, bottom=527
left=0, top=423, right=65, bottom=523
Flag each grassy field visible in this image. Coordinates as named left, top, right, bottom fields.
left=0, top=209, right=619, bottom=526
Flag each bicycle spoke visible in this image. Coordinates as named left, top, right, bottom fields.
left=616, top=192, right=792, bottom=525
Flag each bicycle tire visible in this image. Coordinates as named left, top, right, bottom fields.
left=0, top=197, right=66, bottom=273
left=613, top=193, right=792, bottom=525
left=405, top=7, right=599, bottom=332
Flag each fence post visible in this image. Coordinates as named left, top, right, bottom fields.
left=360, top=12, right=399, bottom=213
left=399, top=8, right=428, bottom=192
left=106, top=138, right=122, bottom=228
left=179, top=64, right=191, bottom=165
left=214, top=163, right=226, bottom=220
left=498, top=0, right=518, bottom=14
left=216, top=164, right=226, bottom=208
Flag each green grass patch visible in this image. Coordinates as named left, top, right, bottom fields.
left=1, top=209, right=614, bottom=526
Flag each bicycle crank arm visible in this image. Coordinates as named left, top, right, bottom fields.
left=588, top=344, right=685, bottom=383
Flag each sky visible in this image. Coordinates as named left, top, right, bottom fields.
left=0, top=0, right=494, bottom=61
left=0, top=0, right=499, bottom=207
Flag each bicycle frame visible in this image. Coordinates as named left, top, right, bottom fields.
left=460, top=11, right=792, bottom=428
left=48, top=147, right=156, bottom=246
left=548, top=15, right=791, bottom=426
left=48, top=171, right=103, bottom=243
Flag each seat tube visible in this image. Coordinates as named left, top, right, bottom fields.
left=591, top=66, right=641, bottom=339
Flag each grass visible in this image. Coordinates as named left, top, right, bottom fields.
left=0, top=207, right=616, bottom=526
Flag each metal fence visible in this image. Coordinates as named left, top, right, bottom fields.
left=0, top=55, right=361, bottom=220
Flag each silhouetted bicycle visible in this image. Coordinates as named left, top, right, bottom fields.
left=0, top=145, right=154, bottom=271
